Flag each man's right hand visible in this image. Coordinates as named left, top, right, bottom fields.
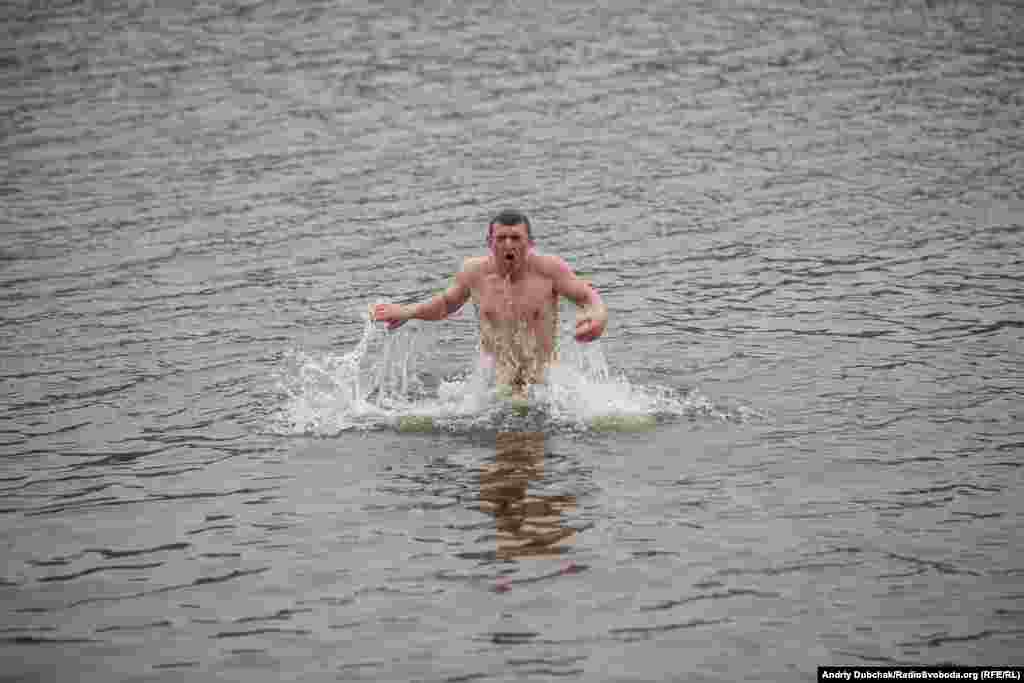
left=372, top=303, right=411, bottom=330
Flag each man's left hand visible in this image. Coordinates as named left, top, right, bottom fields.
left=575, top=308, right=607, bottom=343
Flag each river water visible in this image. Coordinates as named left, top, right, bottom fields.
left=1, top=0, right=1021, bottom=680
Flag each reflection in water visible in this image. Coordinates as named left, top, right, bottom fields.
left=479, top=432, right=576, bottom=560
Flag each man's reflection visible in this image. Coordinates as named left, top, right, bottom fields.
left=479, top=431, right=576, bottom=560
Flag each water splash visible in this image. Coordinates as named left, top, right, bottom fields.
left=273, top=303, right=738, bottom=435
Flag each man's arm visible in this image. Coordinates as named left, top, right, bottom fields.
left=544, top=256, right=608, bottom=343
left=372, top=260, right=474, bottom=330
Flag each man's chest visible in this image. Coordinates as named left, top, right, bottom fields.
left=475, top=274, right=556, bottom=319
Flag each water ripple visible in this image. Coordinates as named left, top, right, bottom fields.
left=1, top=0, right=1021, bottom=679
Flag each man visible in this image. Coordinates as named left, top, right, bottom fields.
left=372, top=210, right=608, bottom=398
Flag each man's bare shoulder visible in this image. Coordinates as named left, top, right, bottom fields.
left=531, top=253, right=573, bottom=280
left=458, top=255, right=491, bottom=286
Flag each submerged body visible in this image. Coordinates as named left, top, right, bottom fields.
left=372, top=215, right=607, bottom=399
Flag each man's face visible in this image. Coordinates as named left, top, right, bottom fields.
left=491, top=223, right=530, bottom=272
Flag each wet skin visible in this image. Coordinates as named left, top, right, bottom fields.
left=372, top=222, right=608, bottom=395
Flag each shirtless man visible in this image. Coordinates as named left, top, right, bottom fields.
left=372, top=210, right=608, bottom=398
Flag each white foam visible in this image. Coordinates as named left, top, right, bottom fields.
left=272, top=302, right=729, bottom=435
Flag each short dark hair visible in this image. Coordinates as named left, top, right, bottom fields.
left=487, top=210, right=532, bottom=246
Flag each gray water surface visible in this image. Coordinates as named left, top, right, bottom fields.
left=2, top=0, right=1022, bottom=681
